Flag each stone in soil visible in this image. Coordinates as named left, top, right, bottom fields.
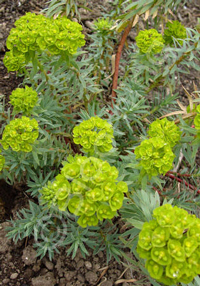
left=22, top=245, right=37, bottom=265
left=85, top=270, right=98, bottom=284
left=31, top=272, right=56, bottom=286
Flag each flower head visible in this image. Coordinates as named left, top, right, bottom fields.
left=137, top=204, right=200, bottom=285
left=164, top=20, right=187, bottom=46
left=10, top=85, right=38, bottom=114
left=1, top=116, right=39, bottom=152
left=136, top=29, right=164, bottom=54
left=73, top=117, right=114, bottom=154
left=4, top=13, right=85, bottom=71
left=39, top=155, right=128, bottom=227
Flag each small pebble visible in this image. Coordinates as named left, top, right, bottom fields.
left=44, top=260, right=54, bottom=271
left=2, top=279, right=10, bottom=284
left=10, top=272, right=18, bottom=279
left=85, top=261, right=92, bottom=269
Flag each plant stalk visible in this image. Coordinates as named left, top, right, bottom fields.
left=111, top=17, right=135, bottom=108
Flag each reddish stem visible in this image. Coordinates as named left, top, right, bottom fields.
left=165, top=172, right=198, bottom=191
left=111, top=19, right=134, bottom=108
left=167, top=171, right=191, bottom=178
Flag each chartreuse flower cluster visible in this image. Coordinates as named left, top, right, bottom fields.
left=148, top=118, right=181, bottom=148
left=194, top=105, right=200, bottom=130
left=73, top=117, right=114, bottom=153
left=135, top=118, right=181, bottom=177
left=1, top=116, right=39, bottom=152
left=135, top=29, right=164, bottom=54
left=10, top=85, right=38, bottom=114
left=39, top=155, right=128, bottom=228
left=94, top=18, right=114, bottom=33
left=136, top=204, right=200, bottom=285
left=0, top=150, right=5, bottom=171
left=164, top=20, right=187, bottom=46
left=3, top=12, right=85, bottom=71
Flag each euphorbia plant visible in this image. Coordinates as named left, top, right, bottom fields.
left=0, top=0, right=200, bottom=284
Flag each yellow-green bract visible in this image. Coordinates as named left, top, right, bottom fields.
left=73, top=116, right=114, bottom=154
left=148, top=118, right=181, bottom=148
left=94, top=18, right=114, bottom=33
left=135, top=118, right=181, bottom=177
left=39, top=155, right=128, bottom=228
left=0, top=150, right=5, bottom=171
left=135, top=29, right=164, bottom=54
left=9, top=85, right=38, bottom=114
left=136, top=204, right=200, bottom=285
left=1, top=116, right=39, bottom=152
left=3, top=12, right=85, bottom=72
left=164, top=20, right=187, bottom=46
left=134, top=137, right=175, bottom=177
left=194, top=105, right=200, bottom=130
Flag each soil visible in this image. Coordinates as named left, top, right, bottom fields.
left=0, top=0, right=200, bottom=285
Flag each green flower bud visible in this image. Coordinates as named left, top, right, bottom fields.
left=194, top=113, right=200, bottom=130
left=173, top=206, right=190, bottom=228
left=179, top=273, right=195, bottom=284
left=80, top=200, right=97, bottom=216
left=3, top=51, right=25, bottom=72
left=157, top=274, right=175, bottom=286
left=97, top=204, right=116, bottom=220
left=136, top=29, right=164, bottom=54
left=73, top=116, right=114, bottom=153
left=136, top=244, right=151, bottom=260
left=102, top=181, right=116, bottom=201
left=1, top=116, right=39, bottom=152
left=94, top=18, right=114, bottom=34
left=109, top=191, right=124, bottom=211
left=164, top=20, right=187, bottom=46
left=68, top=195, right=83, bottom=216
left=62, top=163, right=80, bottom=179
left=151, top=247, right=171, bottom=266
left=116, top=181, right=128, bottom=193
left=187, top=252, right=200, bottom=275
left=142, top=220, right=158, bottom=232
left=135, top=138, right=175, bottom=177
left=152, top=227, right=170, bottom=248
left=166, top=259, right=186, bottom=279
left=138, top=229, right=153, bottom=251
left=170, top=221, right=184, bottom=239
left=9, top=85, right=38, bottom=114
left=86, top=188, right=103, bottom=202
left=136, top=204, right=200, bottom=284
left=0, top=150, right=5, bottom=171
left=57, top=199, right=68, bottom=211
left=39, top=181, right=57, bottom=207
left=183, top=237, right=198, bottom=257
left=153, top=204, right=174, bottom=227
left=168, top=239, right=185, bottom=262
left=78, top=214, right=98, bottom=228
left=188, top=221, right=200, bottom=244
left=71, top=179, right=87, bottom=194
left=148, top=118, right=181, bottom=147
left=4, top=12, right=85, bottom=71
left=145, top=259, right=164, bottom=279
left=39, top=155, right=126, bottom=227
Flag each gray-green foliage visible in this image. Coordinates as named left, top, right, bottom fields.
left=1, top=1, right=200, bottom=281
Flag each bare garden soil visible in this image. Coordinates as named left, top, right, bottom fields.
left=0, top=0, right=200, bottom=285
